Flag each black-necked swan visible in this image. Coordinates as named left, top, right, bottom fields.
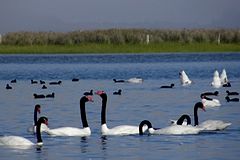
left=44, top=95, right=93, bottom=136
left=179, top=70, right=192, bottom=86
left=27, top=105, right=48, bottom=133
left=95, top=90, right=147, bottom=136
left=0, top=117, right=48, bottom=149
left=226, top=90, right=239, bottom=96
left=171, top=102, right=231, bottom=131
left=160, top=83, right=174, bottom=88
left=139, top=119, right=201, bottom=135
left=220, top=69, right=228, bottom=85
left=211, top=70, right=221, bottom=88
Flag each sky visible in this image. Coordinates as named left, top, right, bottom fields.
left=0, top=0, right=240, bottom=33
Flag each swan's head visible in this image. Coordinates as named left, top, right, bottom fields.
left=38, top=116, right=48, bottom=126
left=195, top=102, right=206, bottom=112
left=35, top=104, right=41, bottom=114
left=95, top=90, right=107, bottom=99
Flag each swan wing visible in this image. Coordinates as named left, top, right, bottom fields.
left=45, top=127, right=91, bottom=137
left=0, top=136, right=34, bottom=146
left=150, top=125, right=201, bottom=135
left=102, top=124, right=143, bottom=136
left=199, top=120, right=231, bottom=131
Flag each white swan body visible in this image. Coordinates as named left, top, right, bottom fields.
left=201, top=98, right=221, bottom=108
left=211, top=70, right=221, bottom=88
left=220, top=69, right=228, bottom=85
left=149, top=125, right=202, bottom=135
left=45, top=127, right=91, bottom=137
left=127, top=77, right=143, bottom=83
left=101, top=124, right=147, bottom=136
left=179, top=70, right=192, bottom=86
left=198, top=120, right=231, bottom=131
left=28, top=123, right=49, bottom=133
left=0, top=117, right=48, bottom=149
left=45, top=96, right=93, bottom=137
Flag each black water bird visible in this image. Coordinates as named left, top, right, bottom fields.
left=42, top=85, right=47, bottom=89
left=113, top=89, right=122, bottom=95
left=226, top=90, right=239, bottom=96
left=225, top=96, right=239, bottom=102
left=222, top=82, right=231, bottom=87
left=49, top=81, right=62, bottom=85
left=201, top=91, right=219, bottom=96
left=11, top=79, right=17, bottom=83
left=33, top=94, right=45, bottom=99
left=113, top=79, right=125, bottom=83
left=6, top=84, right=12, bottom=90
left=40, top=80, right=45, bottom=84
left=160, top=83, right=174, bottom=88
left=46, top=92, right=55, bottom=98
left=72, top=78, right=79, bottom=82
left=31, top=80, right=38, bottom=84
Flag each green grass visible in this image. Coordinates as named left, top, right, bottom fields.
left=0, top=43, right=240, bottom=54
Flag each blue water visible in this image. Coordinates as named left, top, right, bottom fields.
left=0, top=53, right=240, bottom=160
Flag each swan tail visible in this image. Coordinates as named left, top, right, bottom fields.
left=139, top=120, right=153, bottom=135
left=176, top=114, right=191, bottom=125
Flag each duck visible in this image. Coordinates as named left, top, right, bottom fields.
left=6, top=84, right=12, bottom=90
left=40, top=80, right=45, bottom=84
left=33, top=94, right=45, bottom=99
left=113, top=79, right=125, bottom=83
left=211, top=70, right=221, bottom=88
left=171, top=102, right=231, bottom=131
left=10, top=79, right=17, bottom=83
left=222, top=82, right=231, bottom=87
left=44, top=95, right=93, bottom=136
left=179, top=70, right=192, bottom=86
left=95, top=90, right=147, bottom=136
left=72, top=78, right=79, bottom=82
left=160, top=83, right=174, bottom=88
left=31, top=80, right=38, bottom=84
left=49, top=81, right=62, bottom=85
left=27, top=105, right=48, bottom=133
left=225, top=96, right=239, bottom=102
left=226, top=90, right=239, bottom=96
left=139, top=119, right=201, bottom=135
left=127, top=77, right=143, bottom=83
left=113, top=89, right=122, bottom=95
left=201, top=95, right=221, bottom=108
left=46, top=93, right=55, bottom=98
left=83, top=90, right=93, bottom=96
left=0, top=117, right=48, bottom=149
left=42, top=85, right=47, bottom=89
left=201, top=91, right=219, bottom=96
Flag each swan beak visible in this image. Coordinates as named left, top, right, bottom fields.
left=95, top=90, right=104, bottom=95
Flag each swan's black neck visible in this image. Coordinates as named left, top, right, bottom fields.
left=80, top=97, right=89, bottom=128
left=34, top=105, right=40, bottom=126
left=101, top=94, right=107, bottom=125
left=194, top=104, right=199, bottom=126
left=139, top=120, right=153, bottom=135
left=176, top=114, right=191, bottom=125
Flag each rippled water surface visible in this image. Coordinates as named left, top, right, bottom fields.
left=0, top=53, right=240, bottom=160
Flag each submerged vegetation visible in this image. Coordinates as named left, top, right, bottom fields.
left=0, top=28, right=239, bottom=53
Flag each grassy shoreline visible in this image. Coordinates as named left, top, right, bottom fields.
left=0, top=43, right=240, bottom=54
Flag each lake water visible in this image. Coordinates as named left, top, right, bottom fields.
left=0, top=53, right=240, bottom=160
